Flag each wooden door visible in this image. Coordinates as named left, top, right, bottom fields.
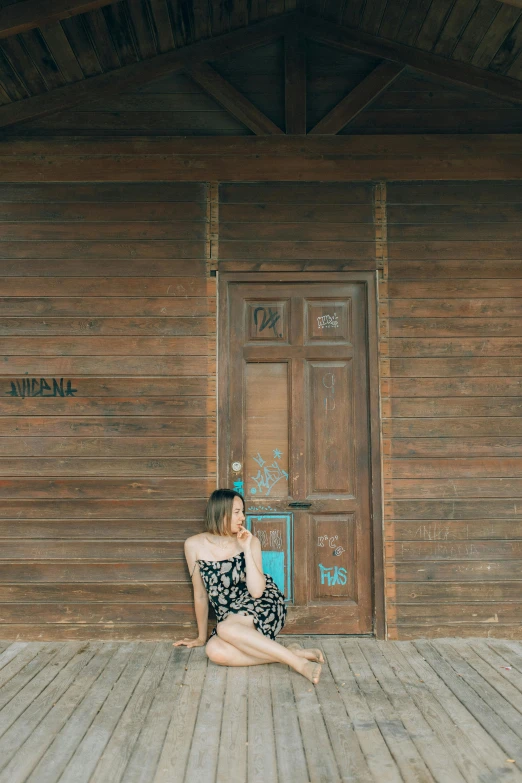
left=219, top=273, right=376, bottom=634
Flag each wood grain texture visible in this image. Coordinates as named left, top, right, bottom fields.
left=385, top=179, right=522, bottom=638
left=0, top=181, right=215, bottom=640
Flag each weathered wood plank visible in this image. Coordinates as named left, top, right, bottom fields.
left=385, top=499, right=522, bottom=519
left=388, top=560, right=522, bottom=581
left=0, top=298, right=215, bottom=317
left=385, top=458, right=522, bottom=478
left=56, top=643, right=156, bottom=783
left=154, top=648, right=208, bottom=782
left=384, top=378, right=522, bottom=398
left=117, top=646, right=189, bottom=783
left=89, top=642, right=171, bottom=783
left=320, top=638, right=402, bottom=782
left=415, top=641, right=522, bottom=765
left=0, top=416, right=215, bottom=437
left=0, top=356, right=216, bottom=376
left=358, top=640, right=465, bottom=782
left=432, top=641, right=522, bottom=740
left=0, top=437, right=216, bottom=458
left=0, top=643, right=105, bottom=782
left=269, top=653, right=308, bottom=783
left=0, top=498, right=208, bottom=519
left=248, top=663, right=278, bottom=782
left=0, top=278, right=214, bottom=297
left=390, top=582, right=522, bottom=602
left=391, top=641, right=522, bottom=777
left=356, top=477, right=522, bottom=498
left=291, top=655, right=340, bottom=782
left=379, top=640, right=493, bottom=781
left=216, top=666, right=248, bottom=782
left=387, top=519, right=522, bottom=539
left=298, top=639, right=373, bottom=783
left=340, top=639, right=434, bottom=783
left=23, top=642, right=137, bottom=782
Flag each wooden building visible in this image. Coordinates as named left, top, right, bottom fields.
left=0, top=0, right=521, bottom=643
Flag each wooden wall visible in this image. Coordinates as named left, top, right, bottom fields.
left=0, top=182, right=216, bottom=640
left=218, top=181, right=376, bottom=271
left=2, top=173, right=522, bottom=641
left=382, top=180, right=522, bottom=640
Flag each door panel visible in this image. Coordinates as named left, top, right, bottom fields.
left=221, top=275, right=374, bottom=634
left=307, top=361, right=353, bottom=495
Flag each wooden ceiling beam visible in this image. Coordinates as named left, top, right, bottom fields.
left=297, top=13, right=522, bottom=105
left=0, top=15, right=288, bottom=128
left=284, top=28, right=306, bottom=135
left=0, top=0, right=121, bottom=39
left=496, top=1, right=522, bottom=8
left=1, top=135, right=521, bottom=181
left=187, top=63, right=284, bottom=135
left=309, top=60, right=404, bottom=135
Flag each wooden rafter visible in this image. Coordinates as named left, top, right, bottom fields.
left=0, top=15, right=289, bottom=128
left=187, top=63, right=284, bottom=135
left=297, top=13, right=522, bottom=105
left=3, top=11, right=522, bottom=130
left=496, top=0, right=522, bottom=7
left=0, top=0, right=121, bottom=38
left=309, top=61, right=404, bottom=135
left=284, top=28, right=306, bottom=135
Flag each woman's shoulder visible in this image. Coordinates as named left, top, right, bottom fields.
left=184, top=533, right=205, bottom=553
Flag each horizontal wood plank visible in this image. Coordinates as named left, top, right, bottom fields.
left=387, top=520, right=522, bottom=541
left=0, top=278, right=215, bottom=297
left=0, top=416, right=216, bottom=437
left=0, top=297, right=215, bottom=317
left=386, top=458, right=522, bottom=478
left=0, top=377, right=216, bottom=397
left=386, top=436, right=522, bottom=457
left=0, top=437, right=216, bottom=457
left=385, top=478, right=522, bottom=497
left=0, top=357, right=216, bottom=376
left=385, top=500, right=522, bottom=519
left=383, top=418, right=522, bottom=437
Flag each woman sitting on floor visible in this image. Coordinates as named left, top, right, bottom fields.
left=174, top=488, right=323, bottom=684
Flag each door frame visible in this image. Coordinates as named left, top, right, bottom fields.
left=217, top=271, right=385, bottom=639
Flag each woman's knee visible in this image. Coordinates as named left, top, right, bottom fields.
left=216, top=617, right=239, bottom=644
left=205, top=637, right=229, bottom=665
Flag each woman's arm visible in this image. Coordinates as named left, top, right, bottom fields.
left=173, top=538, right=209, bottom=647
left=238, top=527, right=266, bottom=598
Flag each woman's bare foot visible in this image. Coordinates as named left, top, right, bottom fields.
left=288, top=642, right=324, bottom=663
left=300, top=660, right=322, bottom=684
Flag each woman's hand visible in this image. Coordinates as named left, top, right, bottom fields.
left=236, top=524, right=253, bottom=551
left=173, top=637, right=206, bottom=648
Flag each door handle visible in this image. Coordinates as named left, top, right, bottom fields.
left=288, top=502, right=312, bottom=508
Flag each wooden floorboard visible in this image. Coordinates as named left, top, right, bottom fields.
left=0, top=638, right=520, bottom=782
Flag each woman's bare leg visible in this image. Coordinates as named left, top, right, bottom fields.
left=206, top=636, right=273, bottom=667
left=216, top=614, right=321, bottom=683
left=287, top=643, right=324, bottom=663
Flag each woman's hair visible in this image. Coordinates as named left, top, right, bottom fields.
left=204, top=488, right=245, bottom=535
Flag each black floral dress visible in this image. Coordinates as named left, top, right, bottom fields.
left=197, top=551, right=286, bottom=640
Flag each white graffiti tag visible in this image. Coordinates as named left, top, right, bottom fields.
left=317, top=313, right=339, bottom=329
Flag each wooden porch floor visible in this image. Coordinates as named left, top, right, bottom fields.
left=0, top=637, right=521, bottom=782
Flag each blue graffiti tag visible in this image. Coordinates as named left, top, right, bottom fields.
left=233, top=480, right=244, bottom=495
left=318, top=564, right=347, bottom=586
left=250, top=450, right=288, bottom=496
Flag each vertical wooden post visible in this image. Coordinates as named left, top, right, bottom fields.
left=374, top=180, right=391, bottom=638
left=206, top=181, right=219, bottom=275
left=284, top=28, right=307, bottom=134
